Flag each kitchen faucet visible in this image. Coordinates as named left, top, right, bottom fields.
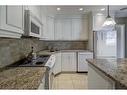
left=25, top=46, right=34, bottom=63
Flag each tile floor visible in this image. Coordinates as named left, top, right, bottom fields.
left=52, top=73, right=88, bottom=89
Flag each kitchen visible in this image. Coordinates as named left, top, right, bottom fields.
left=0, top=5, right=127, bottom=89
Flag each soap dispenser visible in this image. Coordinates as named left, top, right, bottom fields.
left=31, top=46, right=37, bottom=60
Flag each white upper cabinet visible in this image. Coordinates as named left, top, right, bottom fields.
left=0, top=6, right=24, bottom=38
left=25, top=6, right=42, bottom=21
left=72, top=18, right=88, bottom=40
left=72, top=18, right=82, bottom=40
left=53, top=16, right=88, bottom=41
left=40, top=7, right=47, bottom=40
left=42, top=14, right=88, bottom=41
left=7, top=6, right=23, bottom=30
left=0, top=5, right=43, bottom=38
left=62, top=19, right=72, bottom=40
left=54, top=19, right=63, bottom=40
left=46, top=16, right=55, bottom=40
left=81, top=18, right=88, bottom=40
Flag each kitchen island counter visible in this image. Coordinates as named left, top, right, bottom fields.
left=86, top=58, right=127, bottom=89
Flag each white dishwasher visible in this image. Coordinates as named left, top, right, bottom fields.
left=78, top=52, right=93, bottom=72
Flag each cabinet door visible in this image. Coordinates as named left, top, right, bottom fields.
left=62, top=19, right=72, bottom=40
left=53, top=53, right=61, bottom=75
left=46, top=16, right=54, bottom=40
left=72, top=18, right=88, bottom=40
left=78, top=52, right=93, bottom=72
left=0, top=6, right=24, bottom=38
left=61, top=52, right=76, bottom=72
left=54, top=19, right=62, bottom=40
left=7, top=6, right=23, bottom=30
left=26, top=6, right=42, bottom=21
left=61, top=53, right=70, bottom=71
left=72, top=18, right=81, bottom=40
left=70, top=52, right=77, bottom=71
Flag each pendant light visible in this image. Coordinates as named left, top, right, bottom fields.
left=102, top=5, right=116, bottom=27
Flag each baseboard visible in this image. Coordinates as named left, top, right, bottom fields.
left=53, top=71, right=88, bottom=77
left=61, top=71, right=77, bottom=73
left=77, top=71, right=88, bottom=73
left=53, top=72, right=61, bottom=76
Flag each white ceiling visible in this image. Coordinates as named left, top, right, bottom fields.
left=41, top=5, right=127, bottom=16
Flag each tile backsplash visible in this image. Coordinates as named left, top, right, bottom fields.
left=0, top=38, right=88, bottom=68
left=44, top=41, right=88, bottom=50
left=0, top=38, right=46, bottom=68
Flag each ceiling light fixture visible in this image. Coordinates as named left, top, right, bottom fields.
left=79, top=8, right=83, bottom=11
left=102, top=5, right=116, bottom=28
left=57, top=8, right=61, bottom=11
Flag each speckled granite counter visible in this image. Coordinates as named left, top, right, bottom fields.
left=37, top=49, right=92, bottom=56
left=0, top=67, right=46, bottom=89
left=86, top=58, right=127, bottom=89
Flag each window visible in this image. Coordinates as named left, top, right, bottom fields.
left=106, top=31, right=116, bottom=46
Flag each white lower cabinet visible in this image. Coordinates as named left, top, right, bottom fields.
left=61, top=52, right=76, bottom=72
left=53, top=53, right=62, bottom=75
left=53, top=51, right=93, bottom=74
left=78, top=52, right=93, bottom=72
left=53, top=52, right=77, bottom=74
left=88, top=63, right=115, bottom=89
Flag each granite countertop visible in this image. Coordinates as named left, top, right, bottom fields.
left=60, top=50, right=92, bottom=52
left=38, top=49, right=92, bottom=56
left=86, top=58, right=127, bottom=88
left=0, top=67, right=46, bottom=89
